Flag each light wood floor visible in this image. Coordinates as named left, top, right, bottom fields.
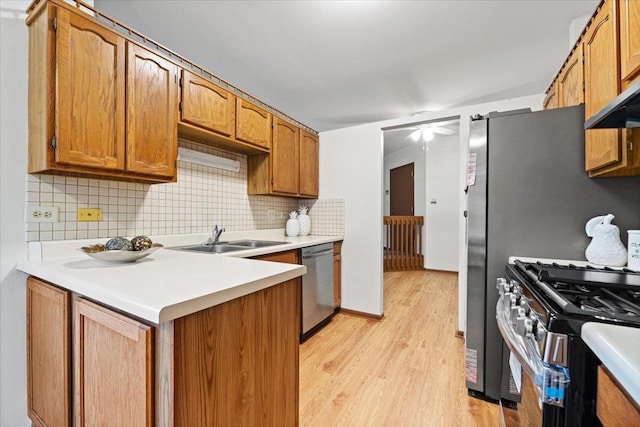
left=299, top=270, right=499, bottom=426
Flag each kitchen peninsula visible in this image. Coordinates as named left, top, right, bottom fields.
left=18, top=231, right=342, bottom=426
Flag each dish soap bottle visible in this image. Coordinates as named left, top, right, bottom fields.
left=585, top=214, right=627, bottom=267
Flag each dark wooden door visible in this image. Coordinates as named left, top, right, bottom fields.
left=390, top=163, right=414, bottom=215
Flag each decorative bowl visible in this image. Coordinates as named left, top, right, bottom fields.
left=79, top=244, right=163, bottom=263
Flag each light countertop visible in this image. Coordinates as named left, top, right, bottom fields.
left=17, top=229, right=343, bottom=324
left=581, top=322, right=640, bottom=405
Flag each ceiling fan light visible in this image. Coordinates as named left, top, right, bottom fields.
left=409, top=129, right=422, bottom=142
left=422, top=129, right=434, bottom=142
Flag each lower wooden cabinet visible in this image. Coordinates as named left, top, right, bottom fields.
left=597, top=365, right=640, bottom=426
left=27, top=277, right=71, bottom=427
left=75, top=298, right=154, bottom=426
left=27, top=277, right=154, bottom=427
left=333, top=241, right=342, bottom=309
left=173, top=277, right=300, bottom=426
left=253, top=249, right=299, bottom=264
left=27, top=274, right=301, bottom=427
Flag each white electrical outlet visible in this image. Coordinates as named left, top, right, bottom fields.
left=268, top=209, right=276, bottom=218
left=25, top=205, right=59, bottom=223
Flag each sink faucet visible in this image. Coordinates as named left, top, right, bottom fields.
left=211, top=225, right=225, bottom=243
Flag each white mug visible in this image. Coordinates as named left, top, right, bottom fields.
left=628, top=230, right=640, bottom=270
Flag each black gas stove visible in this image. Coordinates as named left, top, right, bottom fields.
left=498, top=258, right=640, bottom=427
left=511, top=260, right=640, bottom=327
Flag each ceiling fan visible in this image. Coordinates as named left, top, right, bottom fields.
left=406, top=124, right=456, bottom=142
left=386, top=124, right=456, bottom=141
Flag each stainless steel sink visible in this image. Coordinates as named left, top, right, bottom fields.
left=169, top=240, right=287, bottom=254
left=170, top=243, right=247, bottom=253
left=227, top=240, right=287, bottom=248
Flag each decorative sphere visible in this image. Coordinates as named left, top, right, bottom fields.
left=105, top=236, right=133, bottom=251
left=131, top=235, right=153, bottom=251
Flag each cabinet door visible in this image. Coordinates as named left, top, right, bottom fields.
left=55, top=7, right=125, bottom=170
left=620, top=0, right=640, bottom=85
left=75, top=298, right=154, bottom=427
left=174, top=278, right=300, bottom=426
left=299, top=130, right=319, bottom=197
left=126, top=42, right=178, bottom=177
left=272, top=118, right=300, bottom=195
left=543, top=81, right=558, bottom=110
left=27, top=277, right=71, bottom=427
left=181, top=70, right=236, bottom=137
left=558, top=44, right=584, bottom=107
left=333, top=241, right=342, bottom=309
left=236, top=99, right=272, bottom=149
left=584, top=0, right=621, bottom=171
left=597, top=366, right=640, bottom=426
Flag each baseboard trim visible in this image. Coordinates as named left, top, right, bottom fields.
left=339, top=308, right=384, bottom=321
left=455, top=330, right=464, bottom=339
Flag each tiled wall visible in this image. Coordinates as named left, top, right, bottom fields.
left=24, top=139, right=344, bottom=241
left=304, top=199, right=345, bottom=237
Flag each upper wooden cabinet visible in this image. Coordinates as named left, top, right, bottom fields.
left=53, top=6, right=126, bottom=172
left=543, top=44, right=584, bottom=111
left=584, top=0, right=622, bottom=173
left=27, top=0, right=317, bottom=187
left=248, top=118, right=319, bottom=198
left=543, top=81, right=559, bottom=110
left=179, top=70, right=236, bottom=138
left=126, top=43, right=179, bottom=178
left=299, top=130, right=320, bottom=198
left=558, top=44, right=585, bottom=108
left=272, top=118, right=300, bottom=195
left=546, top=0, right=640, bottom=177
left=236, top=99, right=273, bottom=150
left=27, top=2, right=178, bottom=183
left=619, top=0, right=640, bottom=86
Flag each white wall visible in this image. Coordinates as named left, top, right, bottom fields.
left=1, top=2, right=31, bottom=426
left=319, top=125, right=384, bottom=315
left=320, top=94, right=544, bottom=327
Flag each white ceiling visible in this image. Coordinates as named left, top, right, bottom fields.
left=95, top=0, right=598, bottom=133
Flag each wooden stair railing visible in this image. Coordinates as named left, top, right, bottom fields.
left=383, top=216, right=424, bottom=271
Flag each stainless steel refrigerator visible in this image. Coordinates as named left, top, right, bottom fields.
left=464, top=105, right=640, bottom=403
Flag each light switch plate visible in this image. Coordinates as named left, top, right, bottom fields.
left=25, top=206, right=59, bottom=223
left=78, top=208, right=103, bottom=221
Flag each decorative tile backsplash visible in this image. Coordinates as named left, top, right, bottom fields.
left=25, top=139, right=344, bottom=241
left=302, top=199, right=345, bottom=237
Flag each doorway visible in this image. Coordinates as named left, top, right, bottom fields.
left=390, top=163, right=414, bottom=216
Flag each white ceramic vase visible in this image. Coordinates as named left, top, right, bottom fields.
left=298, top=206, right=310, bottom=236
left=286, top=211, right=300, bottom=237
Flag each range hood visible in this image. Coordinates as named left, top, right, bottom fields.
left=585, top=79, right=640, bottom=129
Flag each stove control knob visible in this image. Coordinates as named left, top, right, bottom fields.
left=496, top=278, right=507, bottom=294
left=533, top=321, right=547, bottom=342
left=510, top=280, right=520, bottom=292
left=511, top=305, right=525, bottom=325
left=515, top=316, right=533, bottom=337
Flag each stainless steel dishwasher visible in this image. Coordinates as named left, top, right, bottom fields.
left=301, top=243, right=335, bottom=342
